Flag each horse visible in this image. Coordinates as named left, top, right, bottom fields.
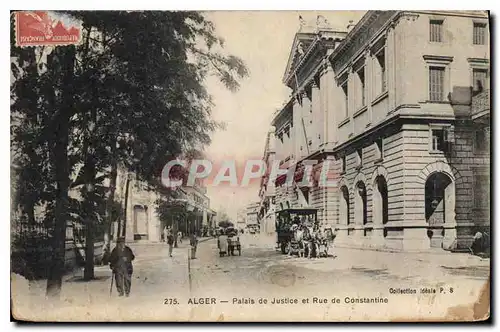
left=300, top=225, right=315, bottom=259
left=289, top=225, right=305, bottom=257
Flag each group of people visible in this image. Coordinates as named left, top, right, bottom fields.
left=217, top=228, right=241, bottom=256
left=289, top=217, right=332, bottom=258
left=163, top=226, right=182, bottom=257
left=162, top=226, right=200, bottom=258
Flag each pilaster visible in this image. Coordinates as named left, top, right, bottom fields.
left=292, top=96, right=301, bottom=160
left=311, top=81, right=321, bottom=151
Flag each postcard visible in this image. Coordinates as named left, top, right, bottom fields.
left=10, top=10, right=490, bottom=322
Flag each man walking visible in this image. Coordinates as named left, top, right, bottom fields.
left=109, top=237, right=135, bottom=297
left=190, top=232, right=198, bottom=259
left=166, top=226, right=174, bottom=257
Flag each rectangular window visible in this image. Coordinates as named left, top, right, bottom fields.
left=473, top=22, right=486, bottom=45
left=472, top=68, right=488, bottom=92
left=341, top=82, right=348, bottom=117
left=474, top=174, right=489, bottom=209
left=431, top=128, right=448, bottom=152
left=341, top=156, right=346, bottom=174
left=430, top=20, right=443, bottom=42
left=376, top=50, right=386, bottom=93
left=429, top=67, right=445, bottom=101
left=357, top=67, right=366, bottom=107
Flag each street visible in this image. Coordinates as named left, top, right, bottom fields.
left=12, top=234, right=489, bottom=322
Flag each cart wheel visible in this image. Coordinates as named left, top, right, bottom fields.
left=280, top=242, right=287, bottom=254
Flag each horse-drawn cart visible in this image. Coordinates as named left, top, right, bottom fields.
left=217, top=226, right=241, bottom=256
left=275, top=208, right=318, bottom=255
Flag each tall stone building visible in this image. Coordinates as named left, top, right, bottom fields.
left=246, top=202, right=260, bottom=228
left=267, top=11, right=490, bottom=251
left=257, top=129, right=277, bottom=235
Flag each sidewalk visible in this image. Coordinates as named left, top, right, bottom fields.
left=12, top=242, right=193, bottom=321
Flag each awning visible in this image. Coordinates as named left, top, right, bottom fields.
left=274, top=164, right=305, bottom=187
left=294, top=167, right=304, bottom=183
left=275, top=173, right=287, bottom=186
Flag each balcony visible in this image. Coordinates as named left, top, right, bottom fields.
left=471, top=89, right=490, bottom=120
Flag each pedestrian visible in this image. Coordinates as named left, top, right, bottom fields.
left=109, top=237, right=135, bottom=297
left=218, top=229, right=228, bottom=257
left=190, top=232, right=198, bottom=259
left=166, top=227, right=174, bottom=257
left=163, top=225, right=168, bottom=243
left=178, top=231, right=183, bottom=244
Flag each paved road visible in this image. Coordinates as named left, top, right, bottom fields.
left=12, top=234, right=489, bottom=321
left=188, top=234, right=489, bottom=321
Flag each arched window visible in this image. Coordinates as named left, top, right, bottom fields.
left=355, top=181, right=367, bottom=227
left=339, top=186, right=350, bottom=226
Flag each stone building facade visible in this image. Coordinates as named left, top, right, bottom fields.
left=257, top=129, right=277, bottom=235
left=117, top=171, right=216, bottom=242
left=268, top=11, right=490, bottom=251
left=246, top=202, right=260, bottom=228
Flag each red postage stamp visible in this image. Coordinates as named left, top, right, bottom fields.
left=14, top=11, right=82, bottom=47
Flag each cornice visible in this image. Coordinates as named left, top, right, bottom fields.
left=285, top=33, right=343, bottom=87
left=330, top=11, right=407, bottom=75
left=410, top=10, right=488, bottom=19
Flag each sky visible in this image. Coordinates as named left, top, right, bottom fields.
left=201, top=11, right=366, bottom=220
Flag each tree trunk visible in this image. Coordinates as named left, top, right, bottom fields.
left=121, top=175, right=131, bottom=239
left=102, top=158, right=118, bottom=264
left=26, top=200, right=35, bottom=225
left=83, top=199, right=95, bottom=280
left=46, top=46, right=75, bottom=298
left=83, top=160, right=97, bottom=281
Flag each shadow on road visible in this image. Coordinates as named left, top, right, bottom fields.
left=65, top=275, right=111, bottom=283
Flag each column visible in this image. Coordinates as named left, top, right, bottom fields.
left=292, top=97, right=301, bottom=160
left=347, top=67, right=355, bottom=136
left=311, top=81, right=321, bottom=151
left=322, top=61, right=337, bottom=145
left=300, top=90, right=310, bottom=159
left=365, top=49, right=373, bottom=124
left=387, top=25, right=396, bottom=111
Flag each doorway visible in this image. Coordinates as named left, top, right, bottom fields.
left=425, top=172, right=453, bottom=248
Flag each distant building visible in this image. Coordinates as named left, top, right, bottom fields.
left=116, top=172, right=216, bottom=242
left=246, top=202, right=260, bottom=228
left=257, top=129, right=277, bottom=235
left=236, top=208, right=247, bottom=230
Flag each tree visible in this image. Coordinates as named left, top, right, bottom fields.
left=11, top=11, right=248, bottom=297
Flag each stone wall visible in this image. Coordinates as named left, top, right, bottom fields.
left=334, top=124, right=404, bottom=249
left=402, top=121, right=490, bottom=250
